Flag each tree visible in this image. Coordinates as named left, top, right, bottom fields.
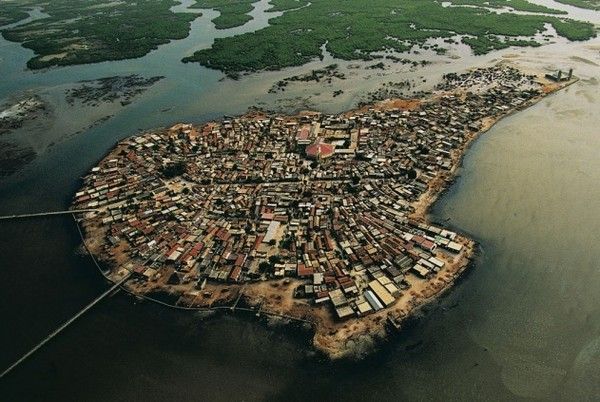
left=258, top=261, right=271, bottom=273
left=279, top=236, right=293, bottom=250
left=161, top=161, right=186, bottom=178
left=269, top=255, right=282, bottom=265
left=407, top=168, right=418, bottom=180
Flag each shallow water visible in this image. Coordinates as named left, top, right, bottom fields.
left=429, top=73, right=600, bottom=400
left=0, top=0, right=599, bottom=400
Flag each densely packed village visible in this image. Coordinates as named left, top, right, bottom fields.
left=73, top=66, right=554, bottom=323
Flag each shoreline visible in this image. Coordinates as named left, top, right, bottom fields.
left=72, top=65, right=575, bottom=359
left=410, top=76, right=580, bottom=229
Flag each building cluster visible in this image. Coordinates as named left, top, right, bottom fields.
left=75, top=66, right=542, bottom=319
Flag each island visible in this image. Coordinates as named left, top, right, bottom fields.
left=184, top=0, right=596, bottom=75
left=1, top=0, right=595, bottom=70
left=0, top=0, right=198, bottom=69
left=72, top=65, right=574, bottom=358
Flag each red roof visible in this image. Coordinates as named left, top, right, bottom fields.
left=261, top=212, right=274, bottom=220
left=215, top=228, right=231, bottom=242
left=234, top=254, right=246, bottom=267
left=297, top=263, right=313, bottom=278
left=229, top=266, right=242, bottom=282
left=296, top=126, right=310, bottom=141
left=273, top=215, right=288, bottom=222
left=421, top=239, right=435, bottom=250
left=253, top=235, right=264, bottom=250
left=306, top=142, right=335, bottom=158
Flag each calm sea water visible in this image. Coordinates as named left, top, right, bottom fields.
left=0, top=1, right=599, bottom=400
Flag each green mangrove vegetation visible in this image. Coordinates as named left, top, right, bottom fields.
left=448, top=0, right=567, bottom=14
left=0, top=2, right=31, bottom=26
left=267, top=0, right=310, bottom=12
left=191, top=0, right=256, bottom=29
left=1, top=0, right=199, bottom=69
left=190, top=0, right=311, bottom=31
left=184, top=0, right=596, bottom=74
left=0, top=0, right=597, bottom=72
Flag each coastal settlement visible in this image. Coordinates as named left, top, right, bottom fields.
left=73, top=66, right=571, bottom=357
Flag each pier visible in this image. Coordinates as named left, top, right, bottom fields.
left=0, top=271, right=132, bottom=379
left=0, top=209, right=98, bottom=220
left=230, top=285, right=246, bottom=312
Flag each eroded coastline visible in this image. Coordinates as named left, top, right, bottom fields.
left=71, top=65, right=574, bottom=358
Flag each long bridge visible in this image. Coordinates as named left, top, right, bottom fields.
left=0, top=209, right=98, bottom=220
left=0, top=271, right=131, bottom=379
left=1, top=210, right=315, bottom=379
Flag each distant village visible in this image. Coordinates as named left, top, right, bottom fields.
left=74, top=66, right=546, bottom=321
